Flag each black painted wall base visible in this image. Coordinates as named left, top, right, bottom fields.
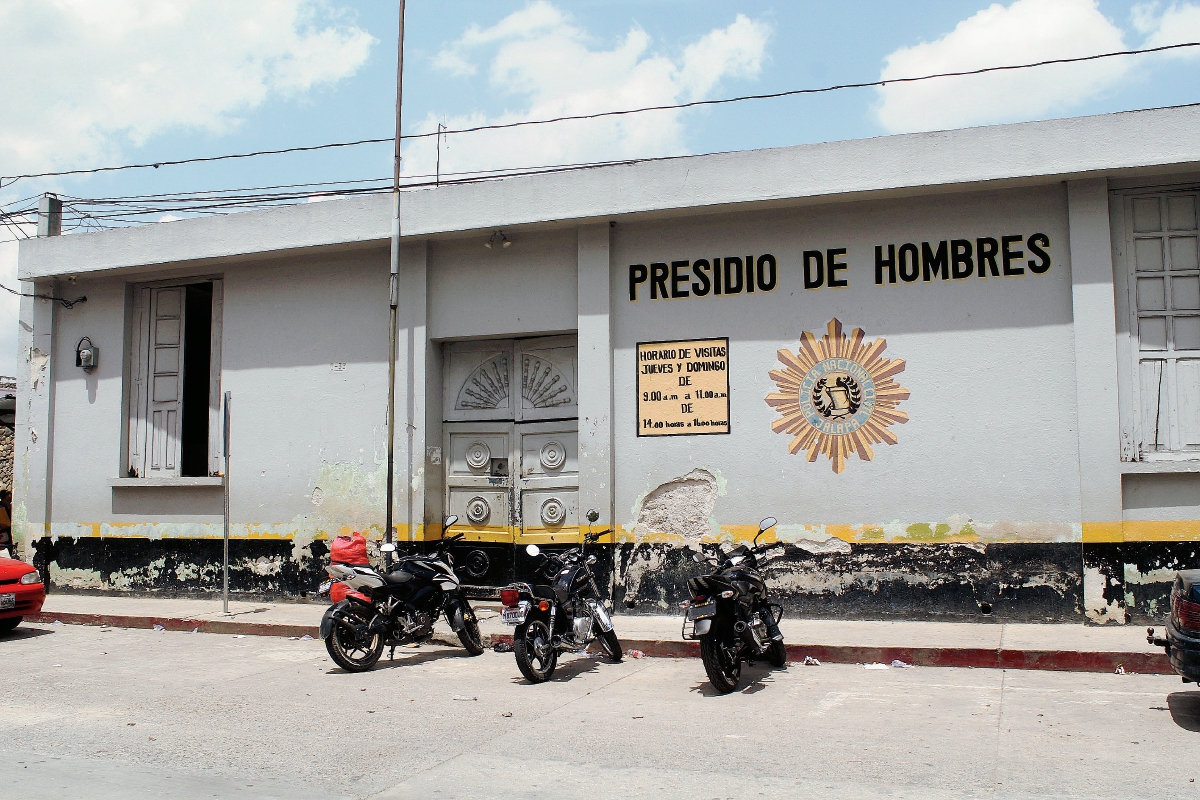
left=616, top=542, right=1085, bottom=622
left=27, top=536, right=1200, bottom=623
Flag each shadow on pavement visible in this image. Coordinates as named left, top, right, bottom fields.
left=1, top=626, right=54, bottom=641
left=688, top=662, right=783, bottom=697
left=324, top=645, right=472, bottom=674
left=507, top=654, right=616, bottom=684
left=1167, top=691, right=1200, bottom=732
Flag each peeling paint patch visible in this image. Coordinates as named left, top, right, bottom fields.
left=633, top=469, right=718, bottom=541
left=775, top=525, right=852, bottom=554
left=1083, top=565, right=1126, bottom=624
left=29, top=348, right=49, bottom=390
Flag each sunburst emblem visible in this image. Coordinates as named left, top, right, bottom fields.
left=765, top=319, right=910, bottom=473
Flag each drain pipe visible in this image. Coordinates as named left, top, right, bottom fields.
left=384, top=0, right=406, bottom=567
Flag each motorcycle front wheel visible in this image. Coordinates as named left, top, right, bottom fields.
left=700, top=632, right=742, bottom=693
left=767, top=639, right=787, bottom=668
left=514, top=618, right=557, bottom=682
left=325, top=608, right=385, bottom=672
left=454, top=603, right=485, bottom=656
left=598, top=629, right=623, bottom=662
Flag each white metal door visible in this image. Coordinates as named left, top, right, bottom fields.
left=443, top=422, right=513, bottom=544
left=515, top=421, right=579, bottom=545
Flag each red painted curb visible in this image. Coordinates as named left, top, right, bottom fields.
left=30, top=611, right=318, bottom=640
left=29, top=613, right=1175, bottom=674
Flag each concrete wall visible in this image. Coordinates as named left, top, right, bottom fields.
left=24, top=247, right=396, bottom=595
left=606, top=184, right=1089, bottom=619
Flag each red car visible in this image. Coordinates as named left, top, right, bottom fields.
left=0, top=557, right=45, bottom=634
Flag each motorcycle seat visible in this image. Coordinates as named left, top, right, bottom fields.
left=383, top=570, right=412, bottom=585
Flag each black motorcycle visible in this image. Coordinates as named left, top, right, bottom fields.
left=319, top=515, right=484, bottom=671
left=683, top=516, right=786, bottom=693
left=499, top=510, right=622, bottom=682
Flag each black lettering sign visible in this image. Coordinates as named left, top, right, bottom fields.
left=671, top=260, right=690, bottom=298
left=803, top=250, right=824, bottom=289
left=951, top=239, right=973, bottom=280
left=922, top=241, right=949, bottom=281
left=1002, top=235, right=1024, bottom=276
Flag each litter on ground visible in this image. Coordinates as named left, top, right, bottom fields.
left=863, top=663, right=889, bottom=670
left=627, top=649, right=646, bottom=659
left=452, top=695, right=477, bottom=701
left=801, top=656, right=821, bottom=666
left=891, top=659, right=912, bottom=669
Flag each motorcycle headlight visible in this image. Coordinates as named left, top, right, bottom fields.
left=19, top=571, right=41, bottom=585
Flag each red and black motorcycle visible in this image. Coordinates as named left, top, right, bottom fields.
left=318, top=515, right=484, bottom=671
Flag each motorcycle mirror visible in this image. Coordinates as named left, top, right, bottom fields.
left=586, top=509, right=600, bottom=523
left=759, top=517, right=777, bottom=533
left=525, top=544, right=541, bottom=557
left=444, top=515, right=459, bottom=529
left=692, top=552, right=707, bottom=563
left=379, top=543, right=397, bottom=553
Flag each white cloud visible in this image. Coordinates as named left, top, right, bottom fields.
left=1136, top=2, right=1200, bottom=48
left=875, top=0, right=1129, bottom=133
left=0, top=0, right=375, bottom=175
left=410, top=3, right=770, bottom=179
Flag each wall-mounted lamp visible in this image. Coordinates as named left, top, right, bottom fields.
left=75, top=336, right=98, bottom=372
left=484, top=230, right=511, bottom=249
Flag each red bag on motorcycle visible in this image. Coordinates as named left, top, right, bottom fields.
left=329, top=532, right=369, bottom=603
left=330, top=532, right=369, bottom=566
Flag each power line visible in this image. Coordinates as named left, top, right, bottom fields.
left=0, top=282, right=86, bottom=308
left=4, top=41, right=1197, bottom=185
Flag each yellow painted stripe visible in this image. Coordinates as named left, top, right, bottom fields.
left=23, top=520, right=1200, bottom=544
left=1121, top=520, right=1200, bottom=542
left=1081, top=522, right=1124, bottom=543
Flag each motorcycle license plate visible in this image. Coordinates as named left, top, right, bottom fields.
left=0, top=593, right=14, bottom=610
left=501, top=602, right=529, bottom=625
left=686, top=601, right=716, bottom=621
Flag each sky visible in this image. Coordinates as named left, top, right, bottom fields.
left=2, top=0, right=1200, bottom=377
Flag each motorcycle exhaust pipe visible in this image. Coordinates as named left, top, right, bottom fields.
left=734, top=620, right=768, bottom=654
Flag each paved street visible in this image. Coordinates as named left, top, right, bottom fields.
left=2, top=622, right=1198, bottom=800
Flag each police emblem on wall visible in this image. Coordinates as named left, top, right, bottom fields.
left=765, top=319, right=909, bottom=473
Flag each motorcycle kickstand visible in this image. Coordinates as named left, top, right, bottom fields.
left=389, top=645, right=396, bottom=661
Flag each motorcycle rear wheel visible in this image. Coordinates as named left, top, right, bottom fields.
left=598, top=629, right=623, bottom=662
left=700, top=633, right=742, bottom=693
left=325, top=612, right=385, bottom=672
left=514, top=619, right=557, bottom=682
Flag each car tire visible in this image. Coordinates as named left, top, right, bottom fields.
left=0, top=617, right=22, bottom=635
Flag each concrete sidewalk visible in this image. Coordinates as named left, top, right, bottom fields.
left=28, top=593, right=1174, bottom=674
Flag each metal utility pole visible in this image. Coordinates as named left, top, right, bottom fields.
left=384, top=0, right=406, bottom=564
left=222, top=391, right=231, bottom=613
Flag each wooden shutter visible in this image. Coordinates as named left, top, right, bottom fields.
left=1127, top=193, right=1200, bottom=457
left=147, top=287, right=186, bottom=476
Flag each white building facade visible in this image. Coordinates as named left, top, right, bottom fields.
left=15, top=105, right=1200, bottom=623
